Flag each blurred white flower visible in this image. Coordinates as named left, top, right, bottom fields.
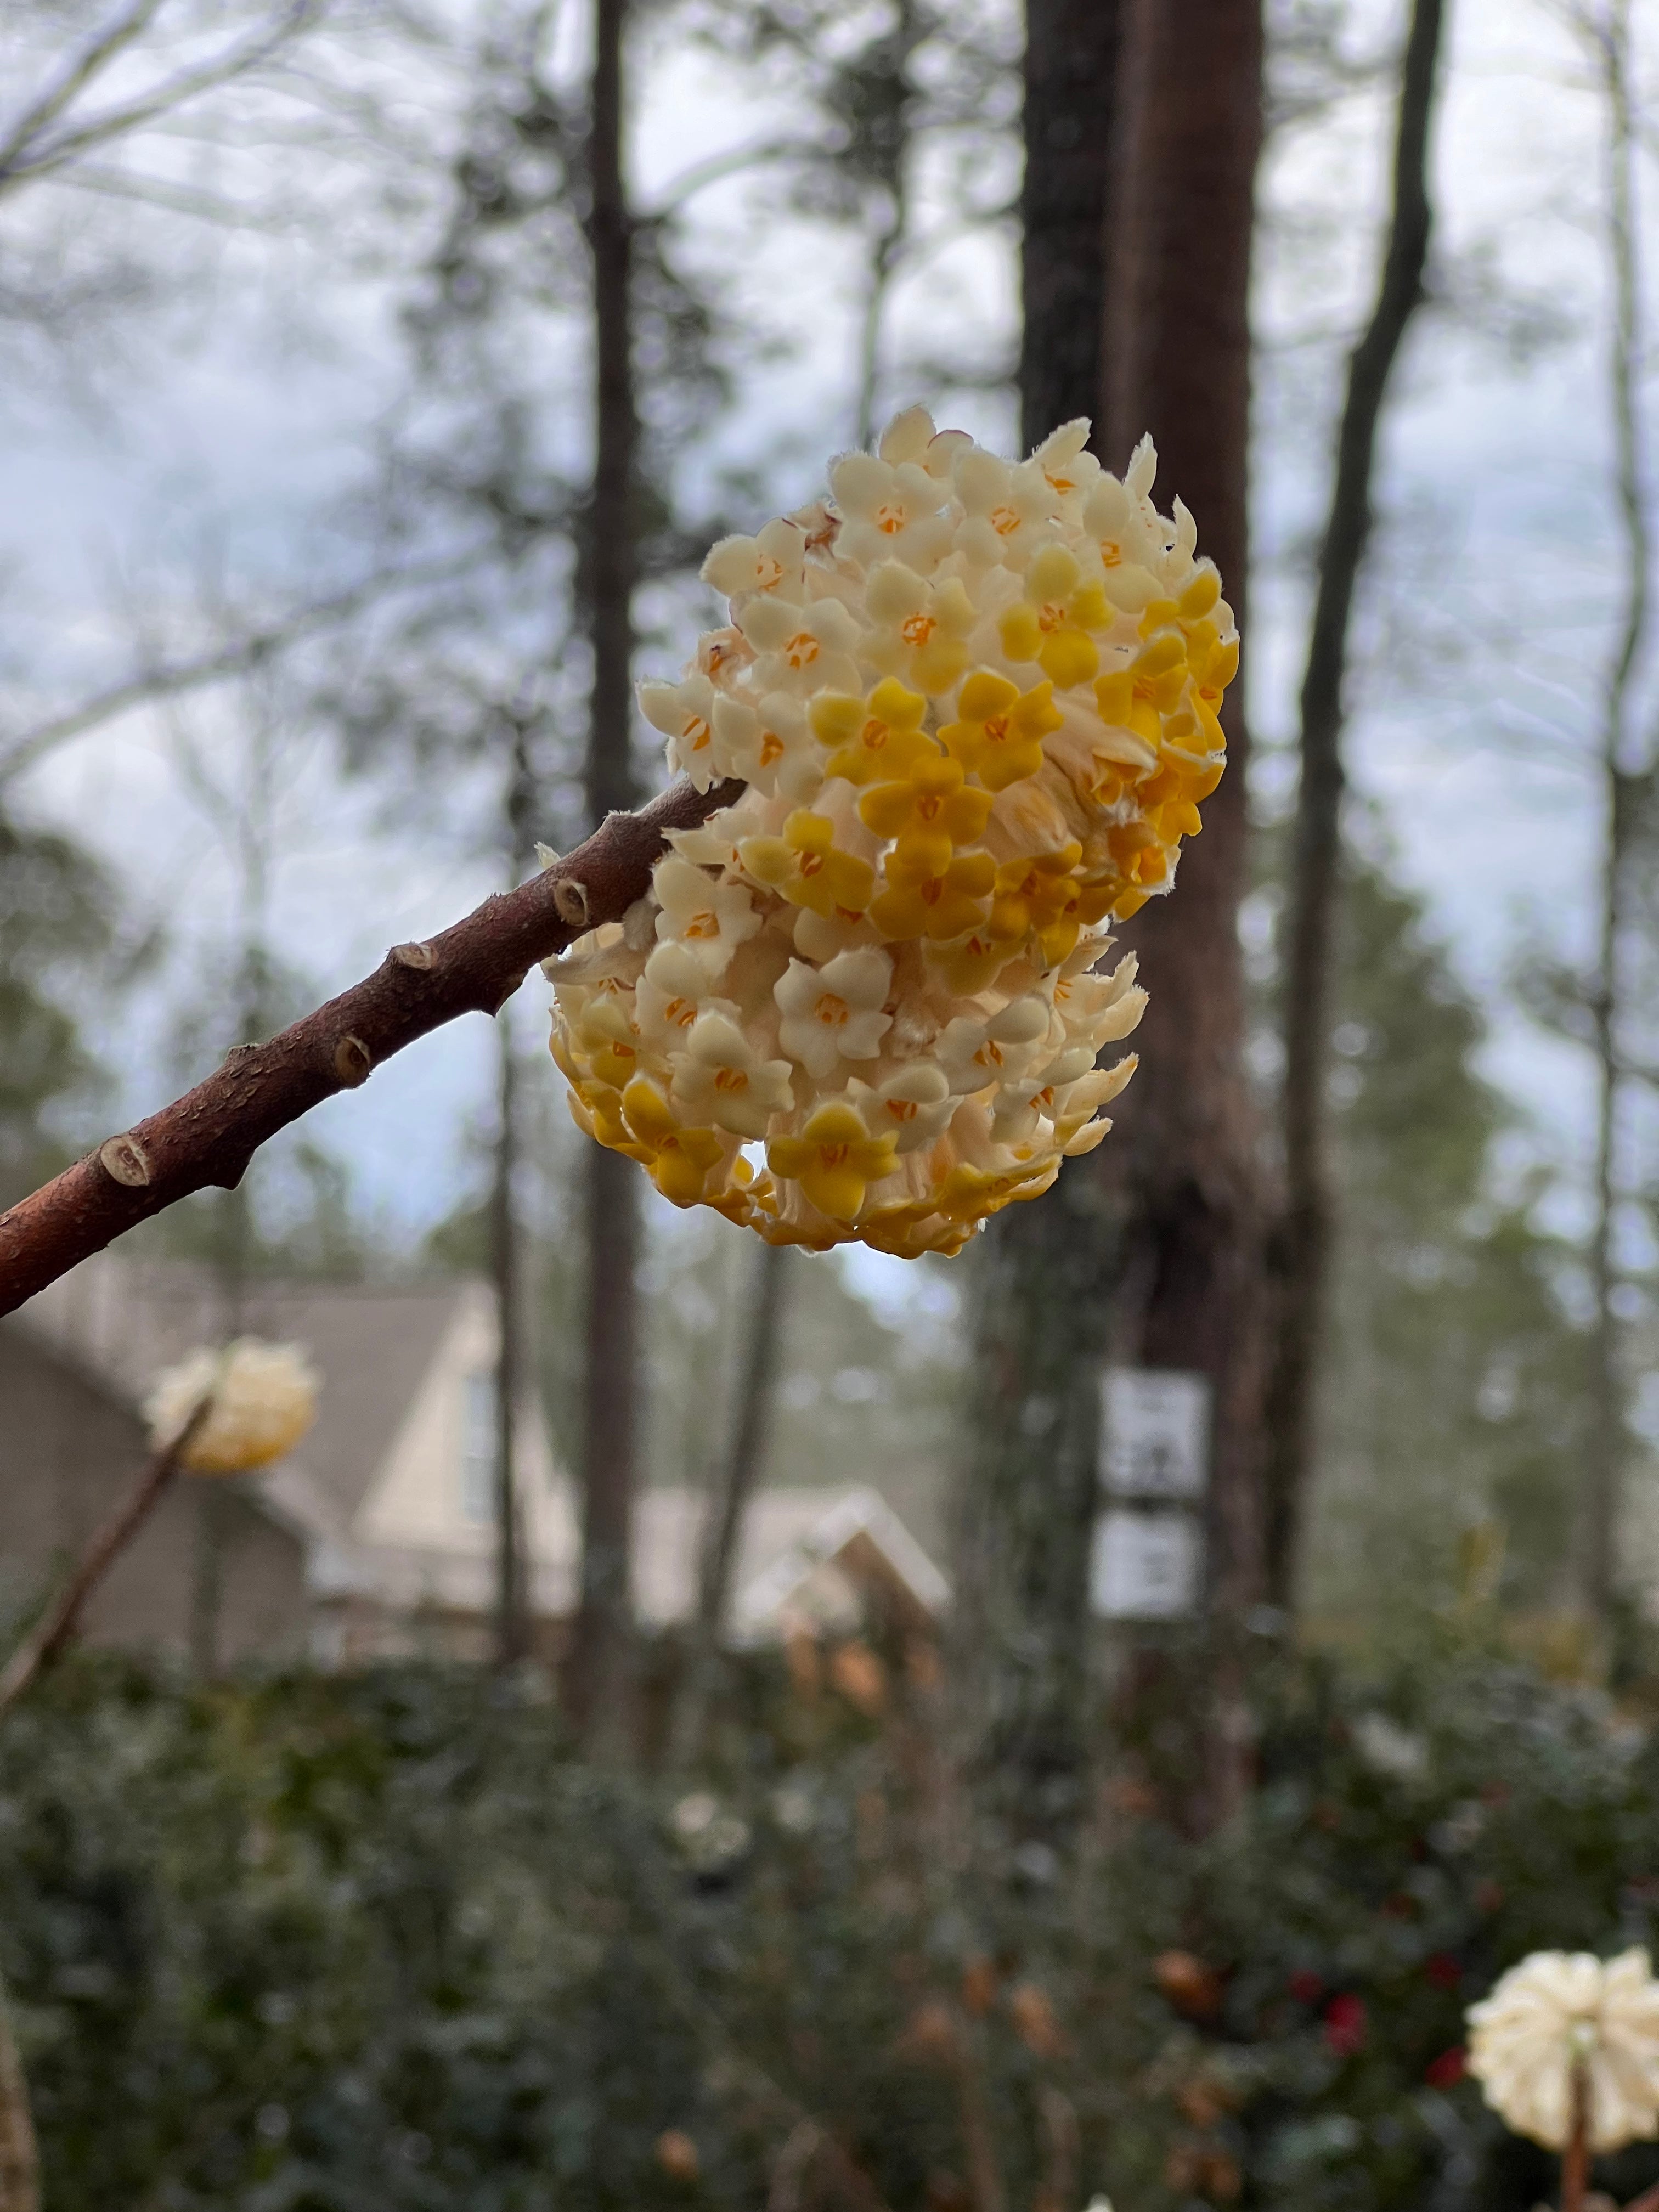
left=1466, top=1948, right=1659, bottom=2151
left=1352, top=1712, right=1430, bottom=1784
left=145, top=1339, right=319, bottom=1475
left=668, top=1791, right=751, bottom=1872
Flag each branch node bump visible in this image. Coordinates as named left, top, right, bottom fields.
left=554, top=877, right=590, bottom=927
left=333, top=1035, right=373, bottom=1087
left=390, top=940, right=435, bottom=972
left=98, top=1135, right=151, bottom=1189
left=492, top=971, right=528, bottom=1016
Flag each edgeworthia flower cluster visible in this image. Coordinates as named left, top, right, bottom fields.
left=1466, top=1949, right=1659, bottom=2153
left=144, top=1339, right=320, bottom=1475
left=549, top=408, right=1236, bottom=1256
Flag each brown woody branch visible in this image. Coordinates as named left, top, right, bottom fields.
left=0, top=1397, right=212, bottom=1719
left=0, top=776, right=742, bottom=1317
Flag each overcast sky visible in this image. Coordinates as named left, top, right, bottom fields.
left=2, top=0, right=1652, bottom=1285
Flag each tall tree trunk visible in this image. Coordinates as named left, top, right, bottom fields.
left=1584, top=0, right=1646, bottom=1623
left=492, top=719, right=537, bottom=1668
left=1096, top=0, right=1266, bottom=1649
left=492, top=1025, right=525, bottom=1666
left=571, top=0, right=644, bottom=1746
left=950, top=0, right=1123, bottom=1824
left=670, top=1239, right=789, bottom=1767
left=1262, top=0, right=1447, bottom=1612
left=1019, top=0, right=1120, bottom=456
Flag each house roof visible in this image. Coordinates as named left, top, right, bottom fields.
left=16, top=1256, right=952, bottom=1643
left=18, top=1255, right=465, bottom=1522
left=634, top=1483, right=950, bottom=1640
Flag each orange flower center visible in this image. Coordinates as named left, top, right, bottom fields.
left=798, top=850, right=824, bottom=878
left=1100, top=539, right=1122, bottom=568
left=860, top=716, right=890, bottom=751
left=714, top=1066, right=749, bottom=1093
left=785, top=632, right=820, bottom=668
left=887, top=1098, right=919, bottom=1121
left=820, top=1142, right=850, bottom=1166
left=754, top=554, right=785, bottom=589
left=991, top=504, right=1019, bottom=536
left=684, top=911, right=719, bottom=939
left=814, top=992, right=850, bottom=1027
left=876, top=503, right=905, bottom=534
left=1037, top=602, right=1066, bottom=633
left=684, top=715, right=711, bottom=752
left=983, top=713, right=1009, bottom=744
left=901, top=612, right=936, bottom=646
left=916, top=792, right=942, bottom=820
left=759, top=730, right=784, bottom=765
left=664, top=997, right=695, bottom=1028
left=1045, top=471, right=1075, bottom=493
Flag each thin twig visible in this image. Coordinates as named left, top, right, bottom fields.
left=0, top=0, right=161, bottom=182
left=0, top=775, right=742, bottom=1315
left=0, top=1962, right=37, bottom=2212
left=0, top=3, right=319, bottom=199
left=0, top=1398, right=212, bottom=1719
left=0, top=550, right=487, bottom=788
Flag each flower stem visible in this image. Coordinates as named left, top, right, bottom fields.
left=1562, top=2061, right=1590, bottom=2212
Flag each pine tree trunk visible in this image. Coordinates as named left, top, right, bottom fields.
left=571, top=0, right=643, bottom=1744
left=1096, top=0, right=1266, bottom=1642
left=951, top=0, right=1124, bottom=1823
left=955, top=0, right=1265, bottom=1829
left=1263, top=0, right=1446, bottom=1611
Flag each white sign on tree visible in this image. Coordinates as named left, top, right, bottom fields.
left=1098, top=1368, right=1210, bottom=1498
left=1091, top=1369, right=1211, bottom=1620
left=1089, top=1509, right=1204, bottom=1620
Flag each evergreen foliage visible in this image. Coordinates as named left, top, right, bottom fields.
left=1289, top=843, right=1589, bottom=1634
left=6, top=1651, right=1659, bottom=2210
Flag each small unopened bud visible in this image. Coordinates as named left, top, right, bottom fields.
left=535, top=842, right=562, bottom=872
left=99, top=1133, right=151, bottom=1188
left=554, top=878, right=590, bottom=927
left=333, top=1035, right=373, bottom=1087
left=390, top=940, right=435, bottom=971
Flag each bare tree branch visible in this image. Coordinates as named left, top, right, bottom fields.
left=0, top=775, right=742, bottom=1315
left=0, top=2, right=318, bottom=199
left=0, top=0, right=162, bottom=182
left=0, top=1396, right=212, bottom=1719
left=0, top=551, right=488, bottom=787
